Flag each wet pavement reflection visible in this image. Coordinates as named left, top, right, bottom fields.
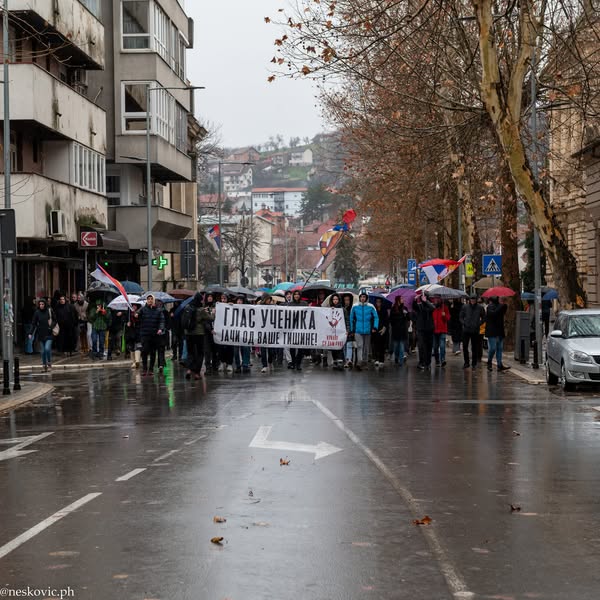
left=1, top=359, right=600, bottom=599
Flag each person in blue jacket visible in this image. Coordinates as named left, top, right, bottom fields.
left=350, top=292, right=379, bottom=370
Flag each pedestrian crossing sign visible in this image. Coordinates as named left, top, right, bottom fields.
left=482, top=254, right=502, bottom=276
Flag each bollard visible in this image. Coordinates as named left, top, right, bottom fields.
left=13, top=357, right=21, bottom=391
left=3, top=360, right=10, bottom=396
left=519, top=339, right=526, bottom=365
left=532, top=337, right=539, bottom=369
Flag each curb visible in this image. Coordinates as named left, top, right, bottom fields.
left=508, top=362, right=545, bottom=385
left=19, top=360, right=131, bottom=373
left=0, top=383, right=55, bottom=415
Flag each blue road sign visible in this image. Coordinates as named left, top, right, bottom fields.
left=482, top=254, right=502, bottom=276
left=419, top=270, right=429, bottom=285
left=407, top=258, right=417, bottom=285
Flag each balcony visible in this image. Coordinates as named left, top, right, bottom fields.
left=11, top=173, right=107, bottom=241
left=116, top=135, right=192, bottom=183
left=0, top=63, right=106, bottom=153
left=109, top=205, right=192, bottom=253
left=9, top=0, right=105, bottom=68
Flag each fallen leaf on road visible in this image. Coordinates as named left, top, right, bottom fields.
left=211, top=537, right=224, bottom=544
left=122, top=435, right=129, bottom=439
left=213, top=516, right=227, bottom=523
left=513, top=431, right=521, bottom=436
left=510, top=504, right=521, bottom=512
left=248, top=490, right=253, bottom=497
left=280, top=458, right=290, bottom=466
left=113, top=574, right=129, bottom=580
left=253, top=521, right=270, bottom=527
left=413, top=516, right=432, bottom=526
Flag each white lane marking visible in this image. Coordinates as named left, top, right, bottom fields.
left=310, top=398, right=473, bottom=599
left=184, top=435, right=206, bottom=446
left=153, top=449, right=181, bottom=462
left=115, top=468, right=146, bottom=482
left=0, top=493, right=102, bottom=561
left=249, top=425, right=342, bottom=460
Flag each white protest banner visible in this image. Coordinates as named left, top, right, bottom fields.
left=214, top=303, right=347, bottom=349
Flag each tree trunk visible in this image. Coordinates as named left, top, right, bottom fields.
left=474, top=0, right=586, bottom=307
left=500, top=166, right=521, bottom=349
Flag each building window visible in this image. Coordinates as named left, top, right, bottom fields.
left=123, top=82, right=149, bottom=132
left=152, top=2, right=169, bottom=62
left=79, top=0, right=101, bottom=19
left=72, top=143, right=105, bottom=194
left=122, top=0, right=150, bottom=49
left=107, top=175, right=121, bottom=206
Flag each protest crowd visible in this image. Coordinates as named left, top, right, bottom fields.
left=25, top=284, right=512, bottom=378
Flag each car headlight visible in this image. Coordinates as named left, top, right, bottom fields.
left=569, top=349, right=594, bottom=364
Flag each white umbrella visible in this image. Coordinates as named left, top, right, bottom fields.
left=108, top=294, right=141, bottom=311
left=417, top=284, right=467, bottom=299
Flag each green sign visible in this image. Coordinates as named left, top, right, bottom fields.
left=152, top=256, right=169, bottom=270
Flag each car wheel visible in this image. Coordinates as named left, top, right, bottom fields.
left=546, top=360, right=558, bottom=385
left=560, top=362, right=574, bottom=392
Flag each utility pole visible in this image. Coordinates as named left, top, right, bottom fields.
left=2, top=0, right=13, bottom=382
left=531, top=48, right=543, bottom=370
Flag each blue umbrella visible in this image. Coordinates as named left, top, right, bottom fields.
left=521, top=291, right=535, bottom=300
left=121, top=281, right=144, bottom=294
left=274, top=282, right=294, bottom=291
left=174, top=295, right=194, bottom=317
left=368, top=292, right=392, bottom=307
left=543, top=289, right=559, bottom=301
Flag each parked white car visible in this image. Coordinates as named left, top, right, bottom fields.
left=546, top=309, right=600, bottom=391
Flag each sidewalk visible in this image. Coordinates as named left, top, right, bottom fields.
left=0, top=381, right=55, bottom=415
left=507, top=358, right=546, bottom=385
left=17, top=351, right=130, bottom=373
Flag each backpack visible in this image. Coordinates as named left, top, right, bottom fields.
left=181, top=305, right=197, bottom=331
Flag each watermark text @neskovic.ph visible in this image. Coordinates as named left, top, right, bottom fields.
left=0, top=587, right=75, bottom=598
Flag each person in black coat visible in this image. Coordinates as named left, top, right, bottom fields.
left=125, top=303, right=142, bottom=368
left=485, top=296, right=510, bottom=371
left=389, top=296, right=410, bottom=366
left=138, top=295, right=165, bottom=375
left=448, top=299, right=463, bottom=355
left=55, top=295, right=78, bottom=355
left=413, top=292, right=435, bottom=370
left=155, top=299, right=170, bottom=371
left=460, top=294, right=486, bottom=368
left=29, top=299, right=57, bottom=371
left=371, top=297, right=390, bottom=367
left=107, top=308, right=126, bottom=360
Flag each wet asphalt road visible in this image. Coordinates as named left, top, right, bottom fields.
left=1, top=358, right=600, bottom=600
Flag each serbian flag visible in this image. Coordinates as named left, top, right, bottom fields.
left=208, top=225, right=221, bottom=250
left=315, top=209, right=357, bottom=269
left=420, top=256, right=466, bottom=284
left=90, top=263, right=133, bottom=309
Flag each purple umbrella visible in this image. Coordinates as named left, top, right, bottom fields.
left=386, top=288, right=416, bottom=310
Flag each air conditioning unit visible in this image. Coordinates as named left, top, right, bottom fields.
left=49, top=210, right=66, bottom=236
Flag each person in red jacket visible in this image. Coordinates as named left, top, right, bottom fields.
left=432, top=298, right=449, bottom=367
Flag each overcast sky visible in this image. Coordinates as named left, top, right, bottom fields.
left=186, top=1, right=326, bottom=149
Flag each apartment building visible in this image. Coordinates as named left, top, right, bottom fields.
left=88, top=0, right=200, bottom=288
left=0, top=0, right=107, bottom=300
left=251, top=188, right=306, bottom=217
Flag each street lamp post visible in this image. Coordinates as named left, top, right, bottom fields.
left=145, top=84, right=203, bottom=290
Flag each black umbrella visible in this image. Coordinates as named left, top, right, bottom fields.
left=86, top=281, right=118, bottom=296
left=301, top=283, right=335, bottom=298
left=205, top=286, right=231, bottom=296
left=227, top=285, right=258, bottom=298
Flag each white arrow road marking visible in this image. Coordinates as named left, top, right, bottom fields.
left=0, top=493, right=102, bottom=560
left=249, top=425, right=342, bottom=460
left=0, top=432, right=54, bottom=462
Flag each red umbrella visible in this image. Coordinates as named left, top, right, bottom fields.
left=481, top=286, right=516, bottom=298
left=168, top=289, right=195, bottom=299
